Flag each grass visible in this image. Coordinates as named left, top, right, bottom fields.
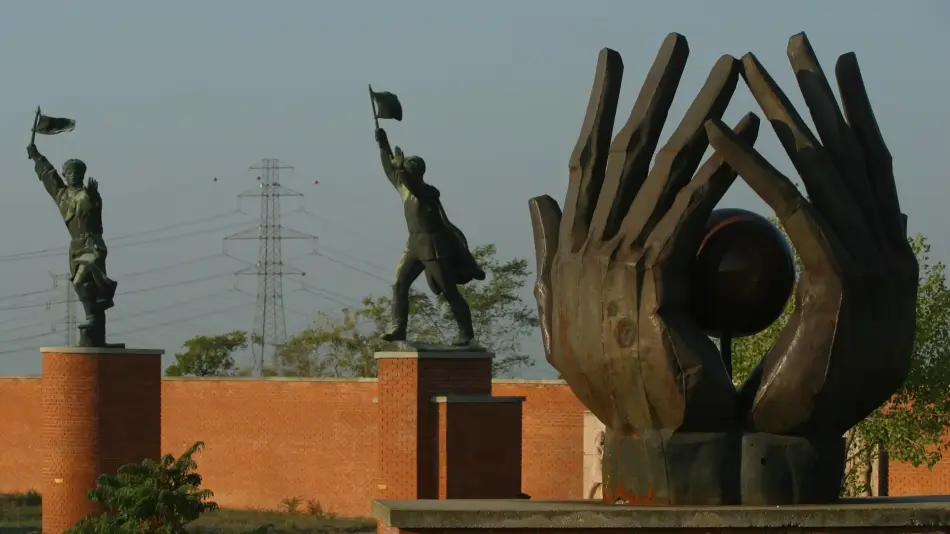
left=0, top=492, right=376, bottom=534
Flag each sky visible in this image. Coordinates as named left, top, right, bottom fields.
left=0, top=0, right=946, bottom=377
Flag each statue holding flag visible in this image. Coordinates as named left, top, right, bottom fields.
left=27, top=107, right=122, bottom=348
left=369, top=86, right=486, bottom=346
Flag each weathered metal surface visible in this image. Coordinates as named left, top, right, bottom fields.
left=528, top=31, right=917, bottom=505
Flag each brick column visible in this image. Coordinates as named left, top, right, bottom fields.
left=41, top=347, right=164, bottom=534
left=376, top=350, right=493, bottom=501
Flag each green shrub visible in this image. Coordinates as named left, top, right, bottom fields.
left=66, top=441, right=218, bottom=534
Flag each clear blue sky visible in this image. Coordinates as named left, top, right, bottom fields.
left=0, top=0, right=946, bottom=376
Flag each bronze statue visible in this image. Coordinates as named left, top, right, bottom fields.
left=529, top=32, right=917, bottom=505
left=28, top=110, right=122, bottom=348
left=370, top=89, right=485, bottom=346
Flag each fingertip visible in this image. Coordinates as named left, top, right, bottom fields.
left=736, top=112, right=761, bottom=140
left=835, top=52, right=860, bottom=78
left=597, top=47, right=624, bottom=73
left=716, top=54, right=741, bottom=72
left=703, top=118, right=730, bottom=144
left=529, top=195, right=563, bottom=222
left=786, top=32, right=813, bottom=59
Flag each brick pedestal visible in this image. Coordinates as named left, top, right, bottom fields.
left=376, top=345, right=533, bottom=503
left=41, top=347, right=163, bottom=534
left=434, top=395, right=524, bottom=499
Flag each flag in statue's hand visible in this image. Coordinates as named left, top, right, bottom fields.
left=34, top=113, right=76, bottom=135
left=370, top=89, right=403, bottom=121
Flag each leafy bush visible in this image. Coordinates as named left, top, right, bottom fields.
left=66, top=441, right=218, bottom=534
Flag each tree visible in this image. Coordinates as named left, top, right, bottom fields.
left=279, top=309, right=379, bottom=378
left=279, top=244, right=539, bottom=377
left=731, top=233, right=950, bottom=496
left=66, top=441, right=217, bottom=534
left=164, top=331, right=249, bottom=377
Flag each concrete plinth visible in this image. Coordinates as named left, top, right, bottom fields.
left=373, top=496, right=950, bottom=533
left=41, top=346, right=164, bottom=534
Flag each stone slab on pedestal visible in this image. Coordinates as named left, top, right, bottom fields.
left=373, top=496, right=950, bottom=534
left=41, top=346, right=164, bottom=534
left=433, top=395, right=525, bottom=499
left=381, top=341, right=489, bottom=354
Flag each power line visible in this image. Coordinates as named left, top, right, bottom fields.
left=0, top=297, right=254, bottom=356
left=0, top=221, right=244, bottom=263
left=0, top=209, right=247, bottom=262
left=110, top=288, right=242, bottom=325
left=0, top=253, right=228, bottom=304
left=0, top=318, right=52, bottom=334
left=111, top=300, right=255, bottom=338
left=0, top=271, right=236, bottom=313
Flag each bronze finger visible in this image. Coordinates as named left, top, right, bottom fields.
left=787, top=33, right=887, bottom=251
left=741, top=53, right=875, bottom=260
left=562, top=48, right=624, bottom=253
left=588, top=33, right=690, bottom=245
left=646, top=112, right=761, bottom=270
left=529, top=194, right=563, bottom=359
left=835, top=52, right=907, bottom=255
left=619, top=54, right=741, bottom=252
left=705, top=118, right=844, bottom=275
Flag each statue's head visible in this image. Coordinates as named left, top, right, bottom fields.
left=403, top=156, right=426, bottom=180
left=62, top=159, right=86, bottom=188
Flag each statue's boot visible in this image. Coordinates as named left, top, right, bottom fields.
left=448, top=295, right=475, bottom=347
left=451, top=333, right=474, bottom=347
left=381, top=328, right=407, bottom=342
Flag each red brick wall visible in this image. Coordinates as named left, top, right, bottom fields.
left=0, top=377, right=43, bottom=493
left=161, top=377, right=379, bottom=517
left=0, top=375, right=946, bottom=519
left=491, top=380, right=587, bottom=499
left=888, top=446, right=950, bottom=497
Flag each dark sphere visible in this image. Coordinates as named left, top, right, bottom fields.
left=689, top=208, right=795, bottom=338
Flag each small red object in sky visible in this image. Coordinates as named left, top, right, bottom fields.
left=314, top=180, right=319, bottom=184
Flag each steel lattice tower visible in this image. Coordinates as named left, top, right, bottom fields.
left=224, top=159, right=315, bottom=375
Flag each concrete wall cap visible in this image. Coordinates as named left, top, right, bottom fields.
left=40, top=347, right=165, bottom=355
left=374, top=351, right=494, bottom=360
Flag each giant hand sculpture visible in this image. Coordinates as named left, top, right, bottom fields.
left=706, top=34, right=919, bottom=436
left=529, top=32, right=917, bottom=505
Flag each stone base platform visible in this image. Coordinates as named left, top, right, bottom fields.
left=373, top=496, right=950, bottom=533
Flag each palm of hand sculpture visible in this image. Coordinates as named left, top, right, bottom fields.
left=530, top=32, right=917, bottom=442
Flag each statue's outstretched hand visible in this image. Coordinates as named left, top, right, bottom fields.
left=704, top=33, right=918, bottom=435
left=528, top=34, right=762, bottom=432
left=391, top=146, right=405, bottom=169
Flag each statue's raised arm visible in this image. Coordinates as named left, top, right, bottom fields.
left=27, top=143, right=66, bottom=203
left=375, top=127, right=398, bottom=189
